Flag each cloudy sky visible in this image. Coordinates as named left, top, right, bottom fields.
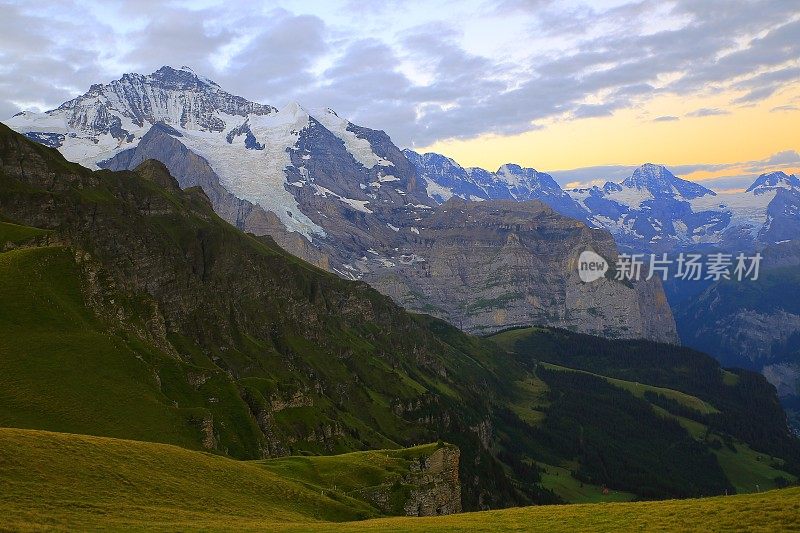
left=1, top=0, right=798, bottom=189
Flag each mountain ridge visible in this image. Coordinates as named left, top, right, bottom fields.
left=405, top=150, right=798, bottom=253
left=6, top=65, right=678, bottom=342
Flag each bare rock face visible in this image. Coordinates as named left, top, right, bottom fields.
left=675, top=241, right=800, bottom=429
left=763, top=363, right=800, bottom=398
left=367, top=199, right=678, bottom=342
left=353, top=445, right=462, bottom=517
left=402, top=446, right=462, bottom=516
left=690, top=308, right=800, bottom=367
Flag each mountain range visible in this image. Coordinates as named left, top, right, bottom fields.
left=9, top=65, right=797, bottom=262
left=405, top=147, right=800, bottom=416
left=7, top=65, right=800, bottom=386
left=5, top=65, right=677, bottom=342
left=407, top=152, right=800, bottom=253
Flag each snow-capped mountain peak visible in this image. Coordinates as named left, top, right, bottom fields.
left=496, top=163, right=562, bottom=194
left=6, top=65, right=285, bottom=169
left=309, top=107, right=394, bottom=169
left=746, top=171, right=800, bottom=194
left=144, top=65, right=216, bottom=90
left=622, top=163, right=715, bottom=200
left=281, top=101, right=308, bottom=118
left=5, top=66, right=422, bottom=240
left=404, top=150, right=589, bottom=220
left=622, top=163, right=673, bottom=188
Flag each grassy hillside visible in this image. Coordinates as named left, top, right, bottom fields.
left=258, top=443, right=442, bottom=492
left=489, top=327, right=800, bottom=465
left=0, top=245, right=209, bottom=448
left=534, top=362, right=796, bottom=494
left=0, top=220, right=49, bottom=245
left=537, top=463, right=636, bottom=503
left=2, top=428, right=798, bottom=532
left=539, top=362, right=719, bottom=415
left=328, top=488, right=800, bottom=532
left=0, top=427, right=376, bottom=530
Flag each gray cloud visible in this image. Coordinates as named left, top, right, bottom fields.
left=666, top=151, right=800, bottom=177
left=1, top=0, right=799, bottom=149
left=550, top=165, right=638, bottom=187
left=693, top=175, right=756, bottom=192
left=572, top=103, right=615, bottom=119
left=763, top=150, right=800, bottom=166
left=653, top=115, right=679, bottom=122
left=218, top=11, right=329, bottom=102
left=686, top=108, right=730, bottom=117
left=119, top=5, right=236, bottom=73
left=0, top=1, right=112, bottom=113
left=732, top=66, right=800, bottom=104
left=771, top=104, right=799, bottom=112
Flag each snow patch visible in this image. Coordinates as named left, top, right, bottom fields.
left=309, top=108, right=393, bottom=169
left=606, top=187, right=654, bottom=210
left=312, top=184, right=373, bottom=214
left=178, top=106, right=324, bottom=238
left=425, top=180, right=455, bottom=203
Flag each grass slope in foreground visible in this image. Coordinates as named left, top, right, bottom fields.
left=0, top=428, right=452, bottom=529
left=2, top=428, right=799, bottom=532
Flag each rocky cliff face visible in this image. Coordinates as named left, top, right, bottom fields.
left=352, top=445, right=462, bottom=516
left=402, top=446, right=462, bottom=516
left=95, top=121, right=677, bottom=342
left=367, top=198, right=678, bottom=341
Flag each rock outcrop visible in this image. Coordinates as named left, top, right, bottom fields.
left=350, top=445, right=462, bottom=516
left=368, top=198, right=678, bottom=341
left=402, top=446, right=462, bottom=516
